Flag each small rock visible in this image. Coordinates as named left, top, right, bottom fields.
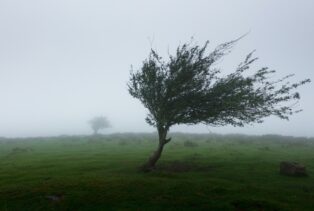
left=45, top=194, right=64, bottom=202
left=280, top=161, right=307, bottom=176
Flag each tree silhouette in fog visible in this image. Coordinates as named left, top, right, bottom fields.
left=89, top=116, right=110, bottom=135
left=128, top=37, right=310, bottom=171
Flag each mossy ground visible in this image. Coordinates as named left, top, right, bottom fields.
left=0, top=133, right=313, bottom=210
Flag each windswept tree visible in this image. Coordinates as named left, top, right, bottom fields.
left=89, top=116, right=110, bottom=135
left=128, top=38, right=310, bottom=171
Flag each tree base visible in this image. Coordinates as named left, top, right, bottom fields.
left=138, top=163, right=156, bottom=172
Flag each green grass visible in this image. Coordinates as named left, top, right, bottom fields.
left=0, top=133, right=314, bottom=210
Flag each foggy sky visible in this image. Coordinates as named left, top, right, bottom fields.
left=0, top=0, right=313, bottom=137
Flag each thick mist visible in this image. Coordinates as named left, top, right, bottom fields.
left=0, top=0, right=313, bottom=137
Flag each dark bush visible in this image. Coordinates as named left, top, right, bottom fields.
left=184, top=140, right=198, bottom=147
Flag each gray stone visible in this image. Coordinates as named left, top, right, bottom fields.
left=280, top=161, right=307, bottom=176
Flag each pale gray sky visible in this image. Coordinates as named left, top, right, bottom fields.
left=0, top=0, right=313, bottom=137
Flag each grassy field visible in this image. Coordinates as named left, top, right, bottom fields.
left=0, top=133, right=314, bottom=211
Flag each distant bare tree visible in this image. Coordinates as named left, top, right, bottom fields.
left=89, top=116, right=110, bottom=135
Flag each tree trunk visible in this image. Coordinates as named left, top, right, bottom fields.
left=140, top=126, right=171, bottom=172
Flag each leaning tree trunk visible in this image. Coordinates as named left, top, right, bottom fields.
left=140, top=126, right=171, bottom=172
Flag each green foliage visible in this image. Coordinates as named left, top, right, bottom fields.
left=128, top=39, right=310, bottom=129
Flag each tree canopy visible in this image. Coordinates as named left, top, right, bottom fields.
left=89, top=116, right=110, bottom=135
left=128, top=38, right=310, bottom=170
